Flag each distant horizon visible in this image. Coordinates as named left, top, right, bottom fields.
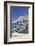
left=12, top=15, right=28, bottom=23
left=10, top=7, right=29, bottom=21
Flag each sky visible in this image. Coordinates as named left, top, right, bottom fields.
left=10, top=6, right=29, bottom=21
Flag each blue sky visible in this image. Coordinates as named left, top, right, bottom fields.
left=10, top=7, right=29, bottom=21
